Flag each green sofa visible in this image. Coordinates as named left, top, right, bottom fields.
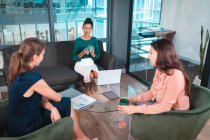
left=0, top=100, right=73, bottom=140
left=130, top=85, right=210, bottom=140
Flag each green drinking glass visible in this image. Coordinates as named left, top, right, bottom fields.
left=119, top=98, right=129, bottom=106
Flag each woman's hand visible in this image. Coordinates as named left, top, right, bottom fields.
left=83, top=48, right=89, bottom=55
left=90, top=49, right=96, bottom=57
left=128, top=97, right=136, bottom=103
left=118, top=105, right=137, bottom=115
left=78, top=48, right=89, bottom=58
left=50, top=107, right=61, bottom=123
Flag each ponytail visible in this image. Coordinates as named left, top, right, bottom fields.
left=8, top=52, right=22, bottom=85
left=7, top=52, right=31, bottom=85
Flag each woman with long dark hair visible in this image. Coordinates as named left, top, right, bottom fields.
left=72, top=18, right=100, bottom=95
left=118, top=38, right=190, bottom=114
left=7, top=38, right=90, bottom=140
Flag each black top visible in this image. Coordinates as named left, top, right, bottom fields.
left=8, top=71, right=71, bottom=137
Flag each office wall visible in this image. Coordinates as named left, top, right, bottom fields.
left=111, top=0, right=130, bottom=68
left=161, top=0, right=210, bottom=64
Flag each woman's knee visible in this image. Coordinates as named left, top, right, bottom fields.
left=70, top=106, right=74, bottom=117
left=94, top=72, right=98, bottom=79
left=92, top=70, right=98, bottom=79
left=89, top=72, right=94, bottom=80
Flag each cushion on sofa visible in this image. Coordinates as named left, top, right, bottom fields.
left=34, top=65, right=82, bottom=86
left=39, top=42, right=58, bottom=68
left=54, top=41, right=76, bottom=69
left=0, top=100, right=7, bottom=136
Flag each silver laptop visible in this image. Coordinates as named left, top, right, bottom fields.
left=96, top=69, right=122, bottom=85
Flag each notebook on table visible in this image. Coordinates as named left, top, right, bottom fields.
left=96, top=69, right=122, bottom=85
left=103, top=91, right=119, bottom=100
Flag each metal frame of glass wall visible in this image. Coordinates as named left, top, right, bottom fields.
left=0, top=0, right=111, bottom=52
left=126, top=0, right=163, bottom=86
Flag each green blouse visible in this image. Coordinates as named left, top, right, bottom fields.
left=72, top=37, right=100, bottom=62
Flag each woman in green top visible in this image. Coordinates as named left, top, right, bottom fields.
left=72, top=18, right=100, bottom=95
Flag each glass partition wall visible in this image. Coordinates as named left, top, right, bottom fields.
left=0, top=0, right=49, bottom=45
left=53, top=0, right=108, bottom=40
left=127, top=0, right=162, bottom=86
left=0, top=0, right=110, bottom=51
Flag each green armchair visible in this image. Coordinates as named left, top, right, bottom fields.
left=130, top=85, right=210, bottom=140
left=0, top=100, right=73, bottom=140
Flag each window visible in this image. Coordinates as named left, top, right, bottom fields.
left=127, top=0, right=162, bottom=86
left=0, top=0, right=110, bottom=51
left=53, top=0, right=109, bottom=50
left=132, top=0, right=162, bottom=34
left=0, top=0, right=49, bottom=45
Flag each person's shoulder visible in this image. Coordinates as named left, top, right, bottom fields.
left=91, top=37, right=99, bottom=45
left=75, top=37, right=81, bottom=42
left=28, top=71, right=41, bottom=76
left=170, top=69, right=184, bottom=79
left=91, top=36, right=97, bottom=39
left=22, top=71, right=42, bottom=80
left=91, top=37, right=98, bottom=41
left=173, top=69, right=183, bottom=75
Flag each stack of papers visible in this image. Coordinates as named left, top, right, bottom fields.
left=61, top=88, right=96, bottom=111
left=71, top=94, right=96, bottom=110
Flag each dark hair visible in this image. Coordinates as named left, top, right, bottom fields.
left=7, top=38, right=45, bottom=85
left=151, top=38, right=191, bottom=96
left=83, top=18, right=93, bottom=27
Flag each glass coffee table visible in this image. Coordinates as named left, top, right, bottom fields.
left=81, top=84, right=126, bottom=113
left=83, top=95, right=120, bottom=113
left=61, top=84, right=128, bottom=113
left=64, top=82, right=145, bottom=113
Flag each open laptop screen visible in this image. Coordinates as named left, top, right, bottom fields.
left=96, top=69, right=122, bottom=85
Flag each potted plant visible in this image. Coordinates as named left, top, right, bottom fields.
left=193, top=26, right=210, bottom=85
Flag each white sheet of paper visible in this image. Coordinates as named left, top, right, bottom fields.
left=60, top=88, right=96, bottom=110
